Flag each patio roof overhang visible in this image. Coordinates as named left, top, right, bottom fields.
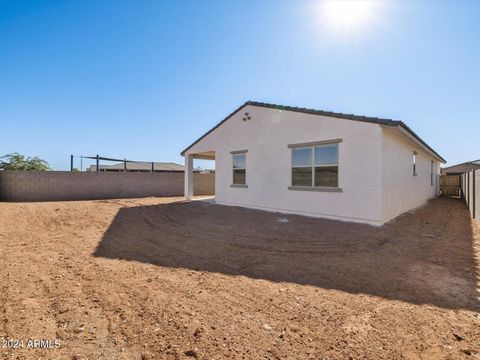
left=189, top=151, right=215, bottom=160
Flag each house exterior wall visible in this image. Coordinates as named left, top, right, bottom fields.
left=185, top=105, right=385, bottom=225
left=380, top=128, right=441, bottom=223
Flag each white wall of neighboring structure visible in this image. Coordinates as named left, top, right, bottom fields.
left=380, top=128, right=441, bottom=224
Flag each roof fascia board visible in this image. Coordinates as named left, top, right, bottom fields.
left=382, top=125, right=446, bottom=163
left=181, top=101, right=445, bottom=164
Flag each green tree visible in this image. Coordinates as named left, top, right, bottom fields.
left=0, top=153, right=51, bottom=171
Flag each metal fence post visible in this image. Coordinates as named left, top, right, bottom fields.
left=96, top=155, right=100, bottom=172
left=70, top=155, right=74, bottom=172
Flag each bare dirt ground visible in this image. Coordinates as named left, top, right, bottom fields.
left=0, top=196, right=479, bottom=359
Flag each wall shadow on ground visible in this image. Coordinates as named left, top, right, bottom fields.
left=94, top=197, right=479, bottom=312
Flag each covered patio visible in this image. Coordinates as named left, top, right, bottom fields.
left=184, top=150, right=215, bottom=200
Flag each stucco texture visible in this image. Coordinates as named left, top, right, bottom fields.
left=185, top=105, right=442, bottom=225
left=381, top=128, right=440, bottom=223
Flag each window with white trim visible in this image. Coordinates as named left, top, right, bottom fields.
left=291, top=143, right=339, bottom=188
left=232, top=152, right=246, bottom=185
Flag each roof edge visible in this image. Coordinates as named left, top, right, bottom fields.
left=181, top=101, right=251, bottom=156
left=387, top=123, right=446, bottom=163
left=181, top=101, right=445, bottom=163
left=442, top=159, right=480, bottom=170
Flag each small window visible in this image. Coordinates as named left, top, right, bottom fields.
left=232, top=152, right=246, bottom=185
left=291, top=143, right=339, bottom=188
left=431, top=160, right=434, bottom=185
left=413, top=151, right=417, bottom=176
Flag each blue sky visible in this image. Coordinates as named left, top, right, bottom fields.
left=0, top=0, right=478, bottom=170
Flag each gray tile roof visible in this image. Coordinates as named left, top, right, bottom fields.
left=442, top=159, right=480, bottom=171
left=181, top=101, right=446, bottom=163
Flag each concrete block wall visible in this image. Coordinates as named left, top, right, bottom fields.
left=192, top=172, right=216, bottom=195
left=476, top=170, right=480, bottom=220
left=0, top=171, right=214, bottom=202
left=469, top=171, right=473, bottom=216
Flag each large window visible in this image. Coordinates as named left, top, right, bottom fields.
left=291, top=142, right=339, bottom=188
left=232, top=152, right=246, bottom=185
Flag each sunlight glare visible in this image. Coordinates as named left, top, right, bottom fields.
left=321, top=0, right=381, bottom=36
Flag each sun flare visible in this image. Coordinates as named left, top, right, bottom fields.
left=321, top=0, right=380, bottom=35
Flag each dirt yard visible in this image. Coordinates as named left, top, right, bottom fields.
left=0, top=197, right=479, bottom=359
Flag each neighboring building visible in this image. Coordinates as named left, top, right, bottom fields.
left=181, top=101, right=445, bottom=226
left=441, top=160, right=480, bottom=175
left=87, top=162, right=186, bottom=173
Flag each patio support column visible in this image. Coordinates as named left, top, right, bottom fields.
left=185, top=154, right=194, bottom=200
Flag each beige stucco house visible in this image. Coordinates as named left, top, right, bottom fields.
left=181, top=101, right=445, bottom=226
